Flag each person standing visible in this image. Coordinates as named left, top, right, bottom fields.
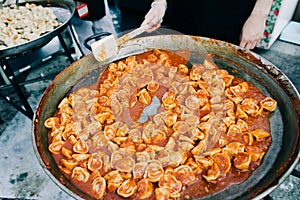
left=72, top=0, right=116, bottom=55
left=141, top=0, right=273, bottom=50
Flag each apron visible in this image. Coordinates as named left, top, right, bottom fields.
left=170, top=0, right=256, bottom=44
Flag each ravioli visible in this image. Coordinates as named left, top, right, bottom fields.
left=45, top=49, right=277, bottom=199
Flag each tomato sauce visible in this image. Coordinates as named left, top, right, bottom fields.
left=48, top=49, right=274, bottom=199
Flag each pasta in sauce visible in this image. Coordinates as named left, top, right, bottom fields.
left=45, top=49, right=277, bottom=199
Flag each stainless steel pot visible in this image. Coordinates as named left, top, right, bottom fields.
left=32, top=35, right=300, bottom=199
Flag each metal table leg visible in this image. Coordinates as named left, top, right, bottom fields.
left=58, top=33, right=74, bottom=63
left=0, top=60, right=33, bottom=119
left=68, top=23, right=85, bottom=57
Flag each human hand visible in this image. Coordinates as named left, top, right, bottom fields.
left=141, top=0, right=167, bottom=32
left=239, top=14, right=266, bottom=50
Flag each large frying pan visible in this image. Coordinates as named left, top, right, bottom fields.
left=32, top=35, right=300, bottom=199
left=0, top=0, right=75, bottom=58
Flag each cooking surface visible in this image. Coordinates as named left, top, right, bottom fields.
left=0, top=6, right=299, bottom=200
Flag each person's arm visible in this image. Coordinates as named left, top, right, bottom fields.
left=239, top=0, right=273, bottom=49
left=141, top=0, right=167, bottom=32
